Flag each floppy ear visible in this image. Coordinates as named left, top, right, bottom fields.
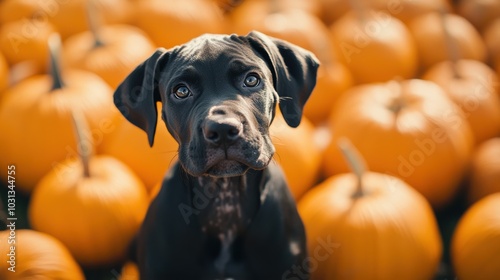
left=113, top=48, right=169, bottom=147
left=245, top=31, right=319, bottom=127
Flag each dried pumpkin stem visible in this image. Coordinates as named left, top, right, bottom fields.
left=48, top=34, right=65, bottom=90
left=337, top=138, right=367, bottom=198
left=439, top=9, right=461, bottom=79
left=269, top=0, right=281, bottom=14
left=387, top=79, right=406, bottom=115
left=86, top=0, right=105, bottom=48
left=349, top=0, right=368, bottom=24
left=71, top=110, right=93, bottom=178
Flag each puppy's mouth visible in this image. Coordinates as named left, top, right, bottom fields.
left=205, top=159, right=250, bottom=178
left=181, top=145, right=273, bottom=178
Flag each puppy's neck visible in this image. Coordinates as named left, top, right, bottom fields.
left=193, top=173, right=260, bottom=238
left=190, top=171, right=262, bottom=275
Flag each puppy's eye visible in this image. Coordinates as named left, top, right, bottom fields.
left=244, top=74, right=260, bottom=87
left=173, top=85, right=191, bottom=99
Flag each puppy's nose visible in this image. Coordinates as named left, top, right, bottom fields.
left=203, top=117, right=242, bottom=146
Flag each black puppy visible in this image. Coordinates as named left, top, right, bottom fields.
left=114, top=31, right=319, bottom=280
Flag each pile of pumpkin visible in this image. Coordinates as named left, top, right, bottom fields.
left=0, top=0, right=499, bottom=279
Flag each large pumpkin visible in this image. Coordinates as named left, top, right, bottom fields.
left=0, top=51, right=8, bottom=93
left=132, top=0, right=225, bottom=48
left=63, top=24, right=155, bottom=89
left=304, top=61, right=353, bottom=125
left=457, top=0, right=500, bottom=33
left=99, top=104, right=178, bottom=192
left=408, top=12, right=486, bottom=70
left=323, top=79, right=474, bottom=208
left=270, top=112, right=322, bottom=200
left=330, top=10, right=418, bottom=84
left=452, top=193, right=500, bottom=280
left=0, top=229, right=85, bottom=280
left=29, top=111, right=149, bottom=267
left=468, top=137, right=500, bottom=204
left=423, top=59, right=500, bottom=144
left=0, top=35, right=117, bottom=192
left=298, top=139, right=442, bottom=280
left=0, top=19, right=56, bottom=72
left=230, top=5, right=337, bottom=62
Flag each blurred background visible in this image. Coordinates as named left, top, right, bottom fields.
left=0, top=0, right=499, bottom=279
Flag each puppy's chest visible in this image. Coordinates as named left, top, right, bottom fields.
left=196, top=177, right=251, bottom=239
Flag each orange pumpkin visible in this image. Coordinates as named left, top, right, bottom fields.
left=118, top=262, right=140, bottom=280
left=0, top=51, right=8, bottom=93
left=0, top=0, right=43, bottom=24
left=468, top=137, right=500, bottom=204
left=0, top=35, right=117, bottom=192
left=270, top=112, right=321, bottom=200
left=373, top=0, right=451, bottom=25
left=132, top=0, right=225, bottom=48
left=330, top=10, right=418, bottom=84
left=99, top=104, right=178, bottom=192
left=408, top=12, right=487, bottom=70
left=29, top=110, right=149, bottom=267
left=63, top=24, right=156, bottom=89
left=48, top=0, right=132, bottom=39
left=230, top=5, right=336, bottom=61
left=303, top=61, right=353, bottom=125
left=452, top=193, right=500, bottom=280
left=323, top=79, right=474, bottom=208
left=227, top=0, right=321, bottom=21
left=0, top=229, right=85, bottom=280
left=298, top=139, right=442, bottom=280
left=0, top=19, right=56, bottom=72
left=317, top=0, right=451, bottom=25
left=423, top=59, right=500, bottom=144
left=457, top=0, right=500, bottom=33
left=484, top=18, right=500, bottom=68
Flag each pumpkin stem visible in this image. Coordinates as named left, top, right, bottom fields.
left=269, top=0, right=281, bottom=14
left=70, top=110, right=93, bottom=178
left=337, top=138, right=367, bottom=198
left=349, top=0, right=368, bottom=24
left=86, top=0, right=105, bottom=48
left=439, top=9, right=461, bottom=79
left=387, top=79, right=406, bottom=114
left=48, top=34, right=65, bottom=90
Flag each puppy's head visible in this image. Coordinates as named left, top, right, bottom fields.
left=114, top=31, right=319, bottom=177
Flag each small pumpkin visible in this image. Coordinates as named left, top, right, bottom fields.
left=0, top=229, right=85, bottom=280
left=484, top=18, right=500, bottom=68
left=457, top=0, right=500, bottom=33
left=29, top=110, right=149, bottom=267
left=49, top=0, right=132, bottom=39
left=423, top=59, right=500, bottom=144
left=99, top=103, right=178, bottom=192
left=468, top=137, right=500, bottom=204
left=63, top=24, right=155, bottom=89
left=118, top=262, right=140, bottom=280
left=452, top=193, right=500, bottom=280
left=0, top=19, right=56, bottom=72
left=323, top=79, right=474, bottom=208
left=132, top=0, right=225, bottom=48
left=0, top=34, right=116, bottom=192
left=330, top=10, right=418, bottom=83
left=372, top=0, right=451, bottom=25
left=270, top=112, right=322, bottom=200
left=230, top=4, right=335, bottom=61
left=0, top=0, right=59, bottom=24
left=0, top=51, right=8, bottom=93
left=303, top=60, right=353, bottom=125
left=408, top=12, right=487, bottom=70
left=298, top=139, right=442, bottom=280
